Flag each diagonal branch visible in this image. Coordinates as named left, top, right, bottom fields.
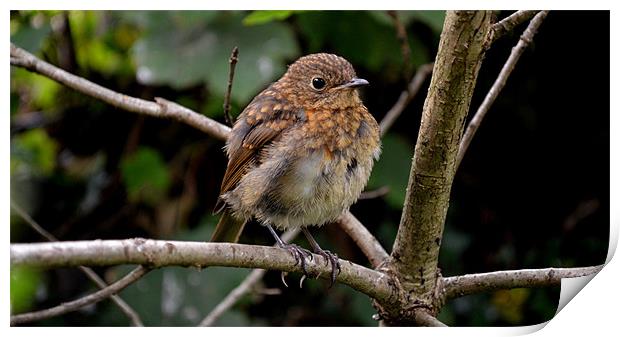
left=488, top=10, right=540, bottom=45
left=336, top=212, right=389, bottom=268
left=198, top=228, right=299, bottom=327
left=10, top=266, right=150, bottom=326
left=379, top=63, right=433, bottom=136
left=10, top=43, right=230, bottom=141
left=10, top=239, right=397, bottom=304
left=10, top=201, right=144, bottom=326
left=441, top=265, right=603, bottom=300
left=457, top=10, right=549, bottom=169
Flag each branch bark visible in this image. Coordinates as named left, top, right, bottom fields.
left=10, top=239, right=396, bottom=303
left=442, top=265, right=603, bottom=300
left=381, top=11, right=493, bottom=323
left=10, top=266, right=150, bottom=326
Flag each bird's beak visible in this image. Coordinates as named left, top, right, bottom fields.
left=338, top=78, right=369, bottom=89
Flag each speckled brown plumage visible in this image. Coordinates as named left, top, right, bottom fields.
left=211, top=53, right=381, bottom=285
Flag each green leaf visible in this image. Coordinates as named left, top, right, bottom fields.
left=367, top=134, right=413, bottom=209
left=242, top=10, right=295, bottom=26
left=120, top=146, right=170, bottom=204
left=11, top=266, right=42, bottom=314
left=131, top=11, right=299, bottom=104
left=11, top=128, right=59, bottom=176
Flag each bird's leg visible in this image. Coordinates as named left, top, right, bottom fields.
left=266, top=225, right=312, bottom=286
left=301, top=227, right=341, bottom=287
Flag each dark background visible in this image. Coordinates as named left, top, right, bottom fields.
left=9, top=10, right=609, bottom=326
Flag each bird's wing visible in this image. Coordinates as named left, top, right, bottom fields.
left=214, top=95, right=303, bottom=213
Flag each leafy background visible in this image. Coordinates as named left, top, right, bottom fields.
left=9, top=10, right=609, bottom=326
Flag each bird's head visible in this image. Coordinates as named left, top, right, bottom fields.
left=277, top=53, right=368, bottom=110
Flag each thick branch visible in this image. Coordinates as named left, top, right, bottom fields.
left=336, top=212, right=389, bottom=268
left=10, top=43, right=230, bottom=141
left=389, top=11, right=493, bottom=302
left=457, top=11, right=549, bottom=168
left=442, top=265, right=603, bottom=300
left=10, top=239, right=396, bottom=303
left=10, top=266, right=150, bottom=326
left=488, top=10, right=540, bottom=45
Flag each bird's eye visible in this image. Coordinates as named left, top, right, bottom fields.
left=311, top=77, right=326, bottom=90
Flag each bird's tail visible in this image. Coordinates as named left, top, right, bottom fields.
left=210, top=211, right=247, bottom=243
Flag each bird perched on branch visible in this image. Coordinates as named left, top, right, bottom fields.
left=211, top=53, right=381, bottom=286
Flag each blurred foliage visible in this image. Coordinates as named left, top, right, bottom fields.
left=120, top=146, right=171, bottom=205
left=11, top=128, right=59, bottom=176
left=9, top=10, right=609, bottom=327
left=10, top=266, right=43, bottom=314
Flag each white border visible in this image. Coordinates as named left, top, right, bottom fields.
left=4, top=2, right=618, bottom=336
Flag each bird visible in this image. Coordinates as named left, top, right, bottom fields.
left=211, top=53, right=381, bottom=286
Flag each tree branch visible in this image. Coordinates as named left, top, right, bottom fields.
left=379, top=63, right=433, bottom=136
left=198, top=229, right=299, bottom=327
left=441, top=265, right=603, bottom=300
left=223, top=46, right=239, bottom=126
left=336, top=212, right=389, bottom=268
left=387, top=11, right=493, bottom=310
left=10, top=239, right=396, bottom=303
left=10, top=266, right=150, bottom=326
left=457, top=11, right=549, bottom=169
left=10, top=43, right=230, bottom=141
left=488, top=10, right=540, bottom=45
left=10, top=201, right=144, bottom=326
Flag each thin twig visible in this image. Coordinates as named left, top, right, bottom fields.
left=10, top=43, right=231, bottom=141
left=10, top=266, right=150, bottom=326
left=10, top=239, right=397, bottom=303
left=223, top=46, right=239, bottom=126
left=358, top=186, right=390, bottom=200
left=387, top=10, right=413, bottom=81
left=199, top=229, right=299, bottom=326
left=336, top=212, right=389, bottom=268
left=489, top=10, right=540, bottom=45
left=379, top=63, right=433, bottom=136
left=457, top=11, right=549, bottom=169
left=10, top=201, right=144, bottom=326
left=441, top=265, right=603, bottom=301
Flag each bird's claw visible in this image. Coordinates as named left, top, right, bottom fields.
left=315, top=249, right=341, bottom=287
left=278, top=243, right=313, bottom=287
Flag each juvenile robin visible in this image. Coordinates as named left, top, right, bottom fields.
left=211, top=53, right=381, bottom=285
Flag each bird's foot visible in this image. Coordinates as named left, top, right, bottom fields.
left=278, top=242, right=313, bottom=287
left=313, top=248, right=341, bottom=287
